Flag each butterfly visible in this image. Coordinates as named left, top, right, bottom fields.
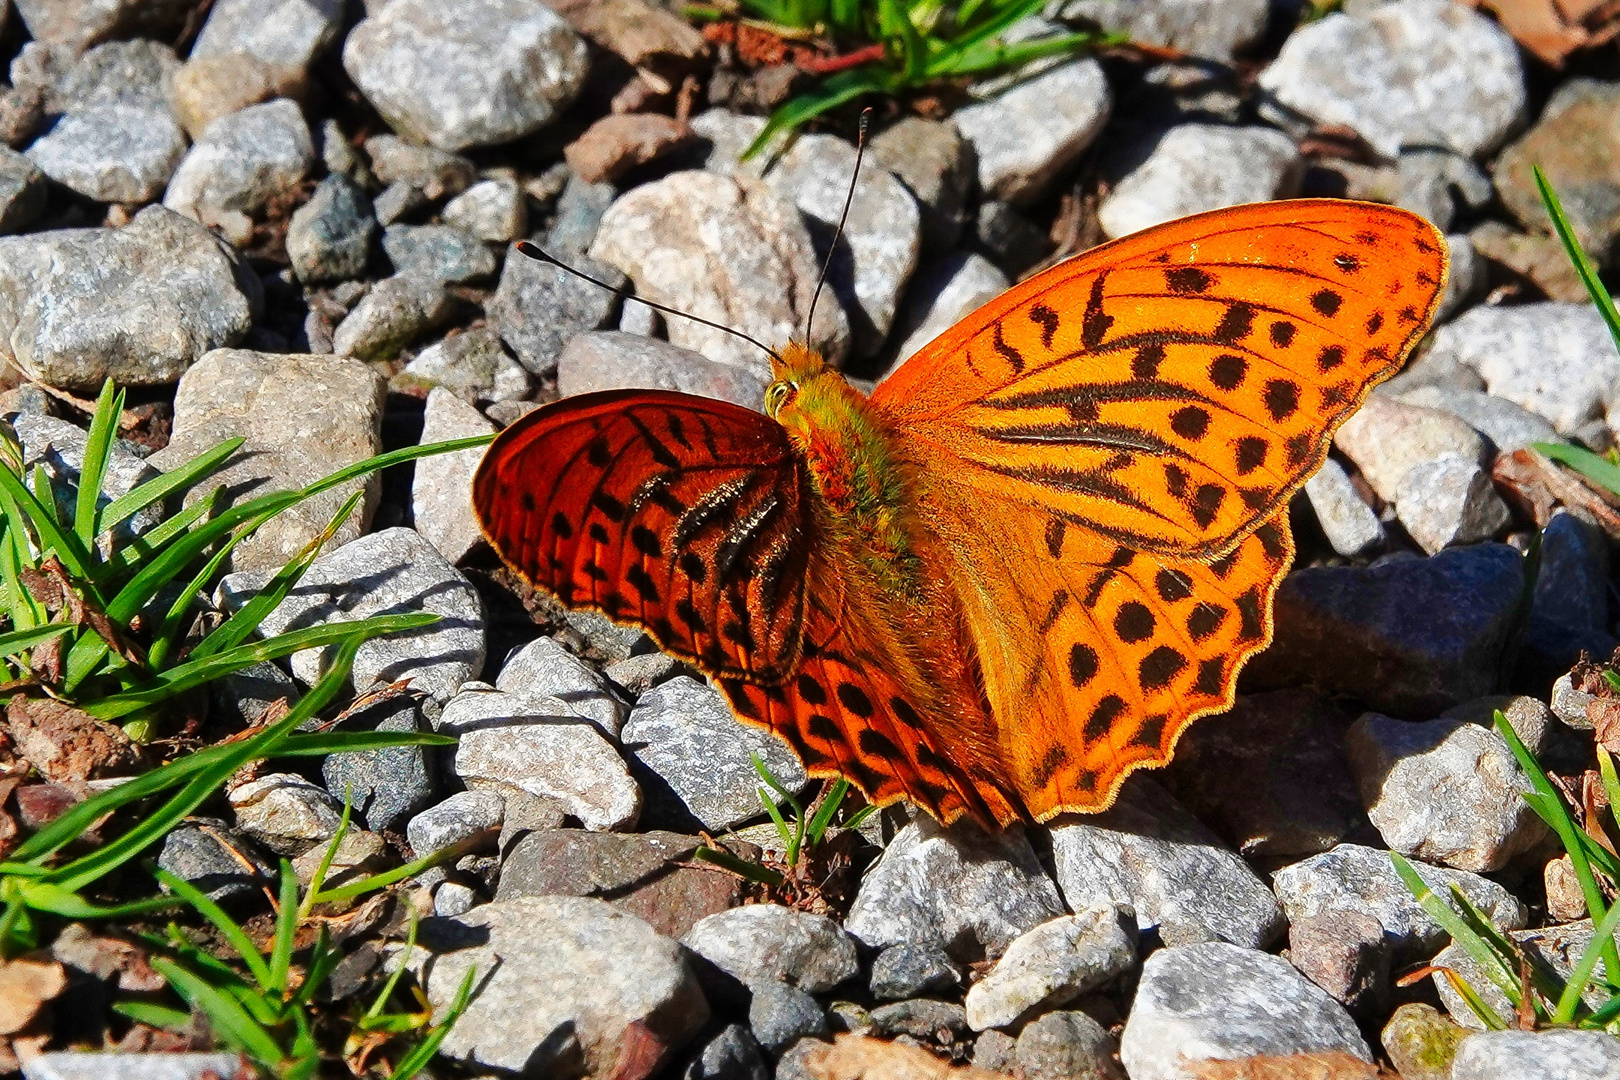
left=472, top=200, right=1447, bottom=828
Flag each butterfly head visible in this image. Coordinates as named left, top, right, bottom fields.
left=765, top=339, right=846, bottom=427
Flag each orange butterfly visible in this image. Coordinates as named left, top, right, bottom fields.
left=473, top=200, right=1447, bottom=828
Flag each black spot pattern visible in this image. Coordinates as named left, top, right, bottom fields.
left=1209, top=354, right=1247, bottom=391
left=1214, top=303, right=1256, bottom=344
left=1069, top=643, right=1099, bottom=688
left=1166, top=266, right=1215, bottom=294
left=1171, top=407, right=1210, bottom=441
left=1187, top=604, right=1225, bottom=640
left=1114, top=602, right=1155, bottom=642
left=1264, top=379, right=1300, bottom=421
left=1139, top=646, right=1186, bottom=690
left=551, top=511, right=573, bottom=539
left=1311, top=290, right=1343, bottom=317
left=1317, top=345, right=1345, bottom=372
left=1234, top=436, right=1268, bottom=475
left=1270, top=321, right=1296, bottom=347
left=837, top=683, right=875, bottom=718
left=1085, top=695, right=1126, bottom=742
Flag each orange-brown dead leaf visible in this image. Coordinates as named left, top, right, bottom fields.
left=803, top=1035, right=1006, bottom=1080
left=3, top=694, right=141, bottom=782
left=1188, top=1050, right=1386, bottom=1080
left=1494, top=449, right=1620, bottom=539
left=0, top=957, right=65, bottom=1036
left=1472, top=0, right=1620, bottom=64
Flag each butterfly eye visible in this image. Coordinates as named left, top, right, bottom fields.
left=765, top=382, right=796, bottom=417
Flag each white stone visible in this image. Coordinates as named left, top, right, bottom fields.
left=954, top=57, right=1111, bottom=204
left=1098, top=124, right=1301, bottom=239
left=411, top=388, right=494, bottom=565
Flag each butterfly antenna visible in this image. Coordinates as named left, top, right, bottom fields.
left=514, top=242, right=782, bottom=363
left=804, top=107, right=872, bottom=344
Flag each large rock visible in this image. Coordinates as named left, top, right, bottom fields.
left=1258, top=0, right=1525, bottom=160
left=1450, top=1029, right=1620, bottom=1080
left=868, top=117, right=972, bottom=254
left=619, top=676, right=805, bottom=832
left=1242, top=544, right=1525, bottom=718
left=1346, top=713, right=1550, bottom=872
left=487, top=247, right=625, bottom=375
left=844, top=818, right=1065, bottom=962
left=164, top=99, right=314, bottom=238
left=682, top=905, right=860, bottom=994
left=217, top=527, right=486, bottom=704
left=190, top=0, right=346, bottom=77
left=1118, top=942, right=1371, bottom=1080
left=150, top=350, right=384, bottom=573
left=1496, top=80, right=1620, bottom=269
left=1098, top=124, right=1301, bottom=239
left=953, top=56, right=1111, bottom=205
left=0, top=207, right=255, bottom=390
left=343, top=0, right=588, bottom=152
left=12, top=0, right=197, bottom=49
left=411, top=387, right=494, bottom=565
left=1057, top=0, right=1269, bottom=62
left=557, top=331, right=770, bottom=410
left=24, top=40, right=188, bottom=204
left=406, top=896, right=709, bottom=1079
left=590, top=170, right=848, bottom=370
left=963, top=908, right=1137, bottom=1032
left=695, top=112, right=921, bottom=359
left=1333, top=394, right=1491, bottom=504
left=1423, top=301, right=1620, bottom=436
left=1048, top=778, right=1285, bottom=949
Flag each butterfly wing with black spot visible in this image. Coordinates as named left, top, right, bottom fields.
left=473, top=389, right=811, bottom=682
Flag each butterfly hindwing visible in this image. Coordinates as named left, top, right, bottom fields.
left=473, top=390, right=811, bottom=681
left=873, top=201, right=1447, bottom=558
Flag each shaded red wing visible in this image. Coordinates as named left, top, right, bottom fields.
left=472, top=390, right=811, bottom=681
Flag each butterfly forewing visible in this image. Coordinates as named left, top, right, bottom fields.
left=473, top=390, right=812, bottom=682
left=875, top=201, right=1447, bottom=558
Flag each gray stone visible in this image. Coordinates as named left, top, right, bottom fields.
left=433, top=879, right=478, bottom=916
left=1119, top=943, right=1371, bottom=1080
left=443, top=176, right=527, bottom=242
left=1014, top=1011, right=1124, bottom=1080
left=364, top=134, right=477, bottom=200
left=1424, top=301, right=1620, bottom=435
left=406, top=789, right=504, bottom=857
left=1451, top=1029, right=1620, bottom=1079
left=954, top=57, right=1111, bottom=205
left=22, top=1054, right=252, bottom=1080
left=0, top=207, right=255, bottom=390
left=868, top=998, right=968, bottom=1044
left=403, top=896, right=709, bottom=1076
left=602, top=653, right=682, bottom=699
left=157, top=817, right=272, bottom=902
left=229, top=772, right=344, bottom=848
left=1097, top=124, right=1301, bottom=239
left=443, top=687, right=640, bottom=831
left=495, top=635, right=629, bottom=738
left=1396, top=147, right=1493, bottom=234
left=400, top=326, right=531, bottom=404
left=681, top=1024, right=767, bottom=1080
left=163, top=99, right=314, bottom=234
left=1242, top=543, right=1525, bottom=718
left=488, top=246, right=624, bottom=375
left=12, top=413, right=164, bottom=553
left=749, top=982, right=827, bottom=1056
left=191, top=0, right=345, bottom=76
left=697, top=112, right=921, bottom=358
left=1304, top=457, right=1384, bottom=559
left=1551, top=671, right=1597, bottom=731
left=1049, top=778, right=1284, bottom=949
left=12, top=0, right=197, bottom=50
left=1334, top=394, right=1491, bottom=503
left=150, top=350, right=384, bottom=573
left=1272, top=843, right=1526, bottom=958
left=1162, top=688, right=1366, bottom=863
left=1394, top=453, right=1512, bottom=554
left=290, top=828, right=390, bottom=889
left=888, top=252, right=1008, bottom=367
left=869, top=945, right=962, bottom=1002
left=321, top=693, right=435, bottom=833
left=382, top=223, right=497, bottom=284
left=1438, top=233, right=1486, bottom=323
left=556, top=331, right=770, bottom=409
left=868, top=117, right=972, bottom=254
left=0, top=147, right=46, bottom=234
left=1257, top=0, right=1525, bottom=160
left=620, top=676, right=805, bottom=832
left=23, top=40, right=187, bottom=203
left=344, top=0, right=589, bottom=152
left=1057, top=0, right=1268, bottom=62
left=1347, top=713, right=1551, bottom=872
left=964, top=908, right=1136, bottom=1031
left=1394, top=386, right=1559, bottom=453
left=591, top=171, right=847, bottom=370
left=334, top=273, right=453, bottom=361
left=217, top=527, right=486, bottom=703
left=844, top=817, right=1065, bottom=962
left=1441, top=695, right=1559, bottom=758
left=974, top=200, right=1051, bottom=277
left=287, top=174, right=377, bottom=285
left=211, top=660, right=300, bottom=728
left=411, top=388, right=494, bottom=565
left=683, top=904, right=859, bottom=994
left=1286, top=909, right=1390, bottom=1014
left=545, top=173, right=616, bottom=259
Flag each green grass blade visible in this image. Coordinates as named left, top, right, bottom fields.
left=99, top=491, right=220, bottom=583
left=79, top=612, right=438, bottom=720
left=388, top=963, right=478, bottom=1080
left=300, top=797, right=353, bottom=921
left=1390, top=851, right=1521, bottom=1001
left=151, top=956, right=287, bottom=1068
left=744, top=68, right=898, bottom=159
left=0, top=623, right=67, bottom=659
left=289, top=928, right=340, bottom=1011
left=805, top=779, right=849, bottom=847
left=192, top=489, right=365, bottom=662
left=1439, top=965, right=1511, bottom=1030
left=1533, top=441, right=1620, bottom=499
left=1534, top=165, right=1620, bottom=358
left=111, top=1001, right=193, bottom=1030
left=144, top=526, right=247, bottom=674
left=75, top=381, right=123, bottom=549
left=98, top=437, right=243, bottom=539
left=11, top=883, right=178, bottom=920
left=692, top=844, right=784, bottom=888
left=307, top=841, right=466, bottom=907
left=362, top=916, right=418, bottom=1025
left=1556, top=881, right=1620, bottom=1024
left=152, top=867, right=271, bottom=989
left=274, top=731, right=458, bottom=756
left=0, top=460, right=96, bottom=586
left=266, top=861, right=300, bottom=997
